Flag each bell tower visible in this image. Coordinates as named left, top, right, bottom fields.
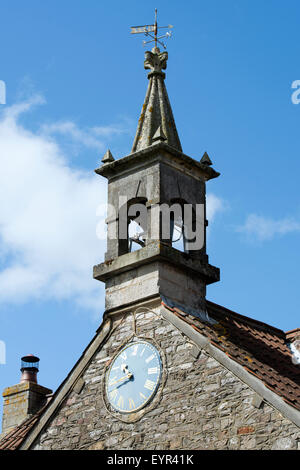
left=93, top=46, right=220, bottom=316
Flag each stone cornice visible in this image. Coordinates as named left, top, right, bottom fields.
left=93, top=241, right=220, bottom=286
left=95, top=142, right=220, bottom=182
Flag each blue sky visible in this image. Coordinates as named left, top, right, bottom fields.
left=1, top=0, right=300, bottom=429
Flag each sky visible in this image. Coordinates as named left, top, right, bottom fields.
left=1, top=0, right=300, bottom=430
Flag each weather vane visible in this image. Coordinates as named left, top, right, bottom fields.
left=130, top=8, right=173, bottom=50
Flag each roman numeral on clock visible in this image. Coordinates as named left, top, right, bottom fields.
left=148, top=367, right=158, bottom=374
left=145, top=354, right=155, bottom=363
left=109, top=389, right=118, bottom=402
left=108, top=376, right=117, bottom=386
left=140, top=347, right=146, bottom=357
left=144, top=379, right=155, bottom=391
left=117, top=396, right=124, bottom=408
left=131, top=344, right=139, bottom=356
left=128, top=398, right=135, bottom=410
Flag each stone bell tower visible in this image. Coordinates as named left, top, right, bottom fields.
left=93, top=47, right=220, bottom=316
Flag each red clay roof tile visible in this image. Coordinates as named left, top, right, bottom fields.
left=0, top=404, right=48, bottom=450
left=164, top=299, right=300, bottom=411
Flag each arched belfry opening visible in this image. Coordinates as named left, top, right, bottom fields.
left=118, top=197, right=148, bottom=256
left=168, top=198, right=191, bottom=254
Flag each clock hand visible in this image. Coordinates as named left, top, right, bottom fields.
left=109, top=372, right=133, bottom=388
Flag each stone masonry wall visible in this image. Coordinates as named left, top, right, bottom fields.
left=2, top=382, right=51, bottom=437
left=31, top=309, right=300, bottom=450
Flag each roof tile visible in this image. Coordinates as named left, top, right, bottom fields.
left=164, top=299, right=300, bottom=411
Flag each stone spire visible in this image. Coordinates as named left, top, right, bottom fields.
left=131, top=47, right=182, bottom=153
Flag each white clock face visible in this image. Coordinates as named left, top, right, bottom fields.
left=106, top=341, right=162, bottom=413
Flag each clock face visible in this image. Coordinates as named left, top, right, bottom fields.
left=106, top=340, right=162, bottom=414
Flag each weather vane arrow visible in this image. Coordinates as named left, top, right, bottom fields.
left=130, top=8, right=173, bottom=50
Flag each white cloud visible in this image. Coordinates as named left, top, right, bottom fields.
left=0, top=96, right=110, bottom=313
left=206, top=193, right=225, bottom=223
left=40, top=120, right=130, bottom=152
left=237, top=214, right=300, bottom=241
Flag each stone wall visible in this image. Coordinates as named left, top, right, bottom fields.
left=2, top=382, right=51, bottom=437
left=31, top=308, right=300, bottom=450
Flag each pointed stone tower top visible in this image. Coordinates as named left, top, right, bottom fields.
left=131, top=47, right=182, bottom=153
left=152, top=125, right=167, bottom=143
left=101, top=149, right=115, bottom=165
left=200, top=152, right=213, bottom=166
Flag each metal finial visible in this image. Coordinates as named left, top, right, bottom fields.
left=130, top=8, right=173, bottom=50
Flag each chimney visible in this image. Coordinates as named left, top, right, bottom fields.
left=1, top=355, right=52, bottom=437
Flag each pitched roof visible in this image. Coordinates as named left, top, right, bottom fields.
left=286, top=328, right=300, bottom=342
left=0, top=405, right=47, bottom=450
left=162, top=299, right=300, bottom=411
left=2, top=299, right=299, bottom=450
